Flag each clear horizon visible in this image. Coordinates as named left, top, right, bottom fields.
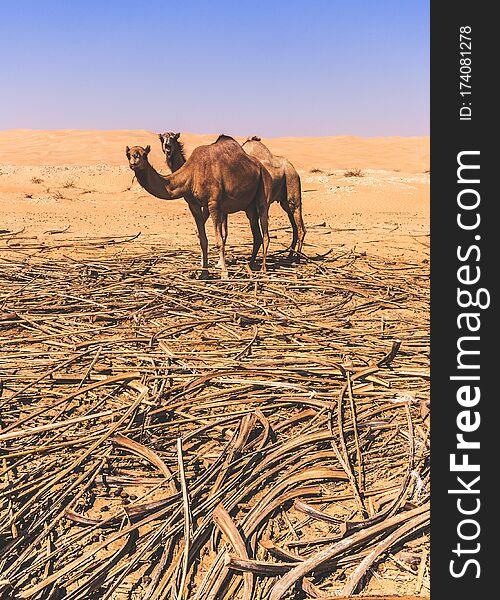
left=0, top=0, right=429, bottom=137
left=0, top=128, right=429, bottom=140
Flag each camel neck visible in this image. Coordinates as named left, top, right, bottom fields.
left=167, top=147, right=186, bottom=172
left=135, top=162, right=188, bottom=200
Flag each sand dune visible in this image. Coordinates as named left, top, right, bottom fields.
left=0, top=129, right=429, bottom=173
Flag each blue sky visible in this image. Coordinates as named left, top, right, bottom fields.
left=0, top=0, right=429, bottom=136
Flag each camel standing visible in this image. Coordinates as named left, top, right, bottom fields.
left=159, top=133, right=306, bottom=259
left=242, top=136, right=306, bottom=259
left=158, top=131, right=229, bottom=247
left=126, top=135, right=271, bottom=279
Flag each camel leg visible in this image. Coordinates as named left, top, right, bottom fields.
left=222, top=215, right=228, bottom=245
left=253, top=173, right=270, bottom=273
left=188, top=203, right=209, bottom=279
left=245, top=203, right=263, bottom=268
left=281, top=198, right=306, bottom=262
left=282, top=170, right=306, bottom=261
left=255, top=199, right=269, bottom=273
left=210, top=206, right=228, bottom=279
left=260, top=210, right=270, bottom=273
left=280, top=199, right=299, bottom=259
left=216, top=215, right=229, bottom=268
left=294, top=205, right=307, bottom=258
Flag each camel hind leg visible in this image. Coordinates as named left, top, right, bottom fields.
left=222, top=215, right=228, bottom=245
left=188, top=203, right=209, bottom=279
left=280, top=198, right=299, bottom=256
left=216, top=215, right=229, bottom=268
left=245, top=203, right=263, bottom=268
left=209, top=203, right=229, bottom=279
left=259, top=208, right=270, bottom=273
left=282, top=171, right=306, bottom=261
left=255, top=173, right=270, bottom=273
left=292, top=204, right=306, bottom=259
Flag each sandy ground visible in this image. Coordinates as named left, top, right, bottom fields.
left=0, top=130, right=429, bottom=264
left=0, top=130, right=430, bottom=597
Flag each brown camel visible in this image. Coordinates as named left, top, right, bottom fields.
left=126, top=135, right=271, bottom=279
left=159, top=133, right=306, bottom=259
left=158, top=131, right=230, bottom=252
left=242, top=136, right=306, bottom=259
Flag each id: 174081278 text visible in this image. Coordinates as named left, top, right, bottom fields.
left=459, top=25, right=472, bottom=120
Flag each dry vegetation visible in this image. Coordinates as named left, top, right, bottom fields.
left=343, top=169, right=363, bottom=178
left=0, top=231, right=429, bottom=599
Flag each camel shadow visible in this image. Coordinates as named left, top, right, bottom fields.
left=186, top=246, right=339, bottom=280
left=223, top=247, right=334, bottom=277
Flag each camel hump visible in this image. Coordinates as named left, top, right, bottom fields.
left=214, top=134, right=237, bottom=144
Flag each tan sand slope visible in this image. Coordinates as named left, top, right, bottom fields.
left=0, top=129, right=429, bottom=173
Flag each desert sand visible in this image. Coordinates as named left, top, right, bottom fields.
left=0, top=129, right=429, bottom=262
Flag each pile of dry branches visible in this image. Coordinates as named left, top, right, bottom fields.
left=0, top=238, right=429, bottom=599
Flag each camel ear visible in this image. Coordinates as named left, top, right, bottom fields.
left=125, top=146, right=130, bottom=157
left=174, top=132, right=180, bottom=139
left=145, top=145, right=151, bottom=155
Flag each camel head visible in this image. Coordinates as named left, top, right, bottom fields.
left=242, top=136, right=262, bottom=147
left=158, top=132, right=180, bottom=158
left=125, top=145, right=150, bottom=171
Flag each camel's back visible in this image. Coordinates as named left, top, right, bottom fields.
left=242, top=138, right=304, bottom=205
left=243, top=139, right=289, bottom=177
left=242, top=138, right=274, bottom=161
left=188, top=135, right=262, bottom=198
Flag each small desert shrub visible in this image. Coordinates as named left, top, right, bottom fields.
left=310, top=168, right=324, bottom=174
left=62, top=180, right=75, bottom=188
left=31, top=176, right=43, bottom=184
left=52, top=190, right=64, bottom=200
left=344, top=168, right=363, bottom=177
left=25, top=193, right=33, bottom=198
